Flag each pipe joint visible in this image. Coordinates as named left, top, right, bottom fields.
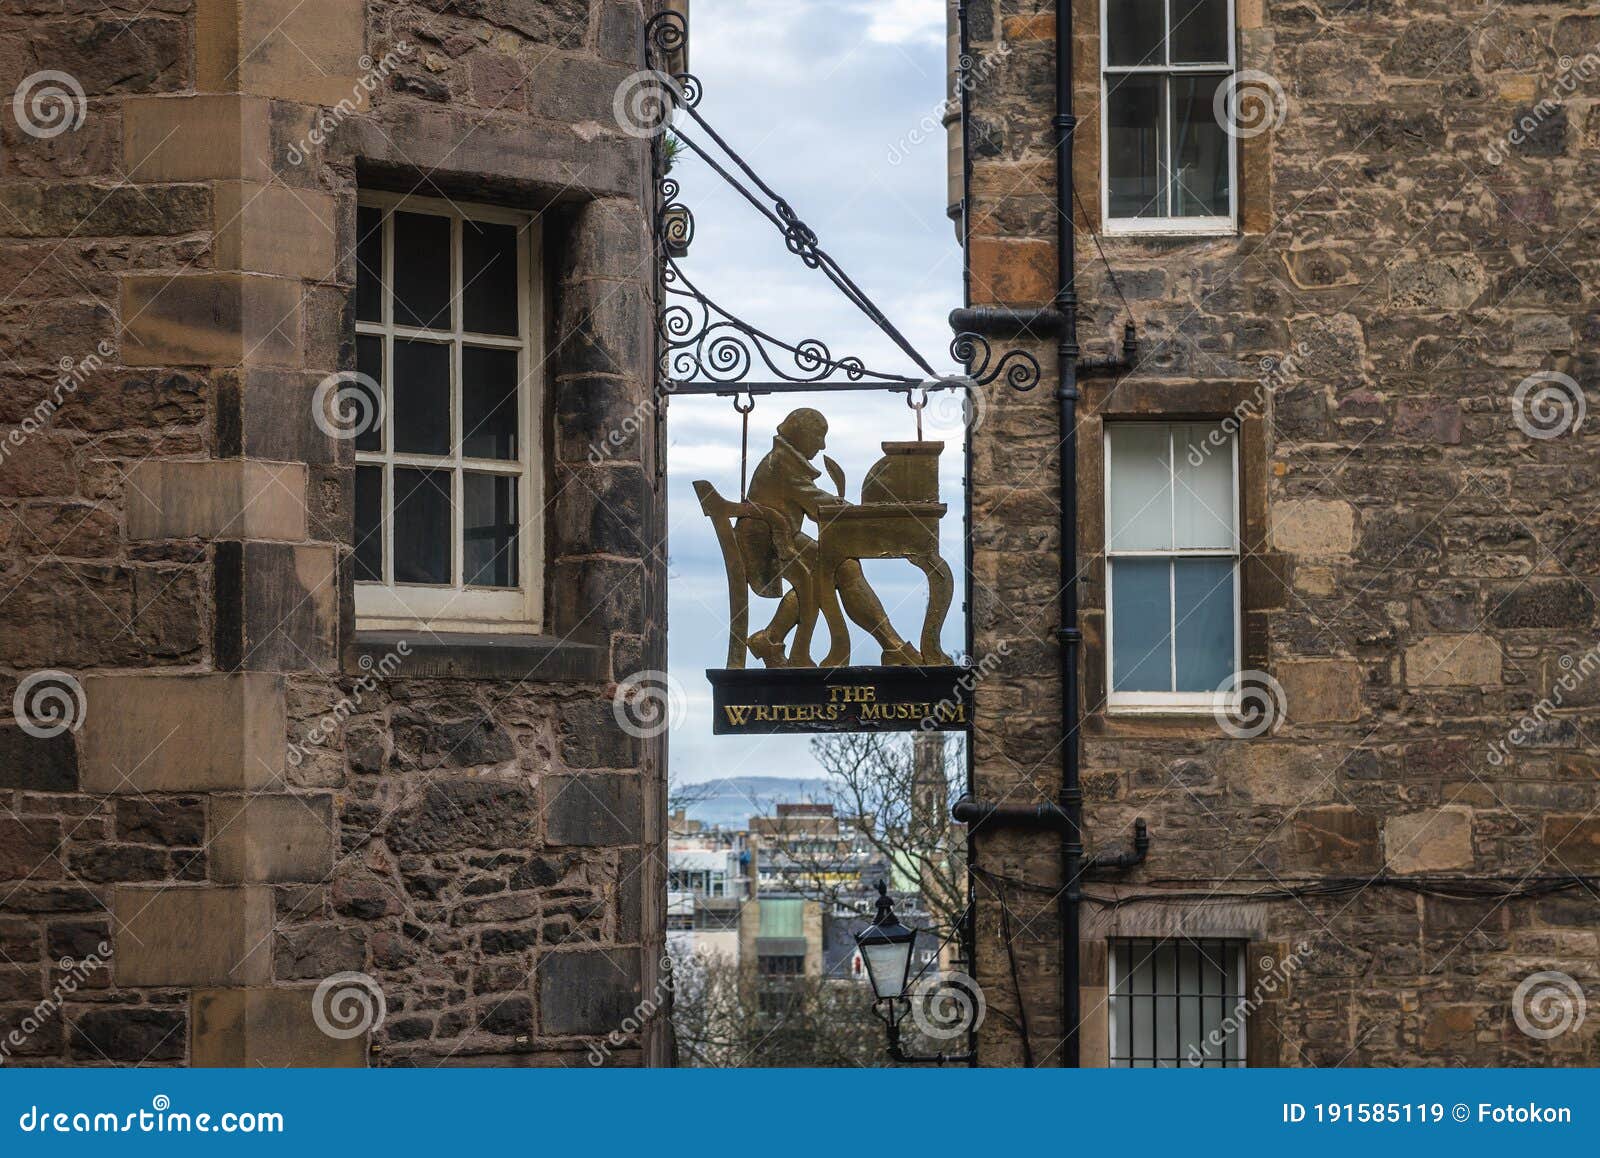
left=1088, top=818, right=1152, bottom=872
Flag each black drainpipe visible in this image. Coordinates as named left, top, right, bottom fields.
left=949, top=0, right=1142, bottom=1068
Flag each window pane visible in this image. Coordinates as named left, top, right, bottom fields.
left=1174, top=558, right=1234, bottom=692
left=1105, top=0, right=1165, bottom=66
left=354, top=465, right=384, bottom=582
left=356, top=205, right=383, bottom=323
left=1106, top=74, right=1166, bottom=218
left=393, top=210, right=452, bottom=329
left=461, top=346, right=519, bottom=460
left=1107, top=424, right=1171, bottom=550
left=1170, top=75, right=1231, bottom=217
left=1111, top=558, right=1172, bottom=692
left=462, top=220, right=520, bottom=336
left=463, top=473, right=518, bottom=588
left=354, top=334, right=384, bottom=452
left=1169, top=0, right=1229, bottom=63
left=393, top=339, right=451, bottom=455
left=392, top=467, right=452, bottom=585
left=1174, top=423, right=1232, bottom=548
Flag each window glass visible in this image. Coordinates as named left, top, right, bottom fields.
left=354, top=466, right=384, bottom=582
left=461, top=346, right=520, bottom=460
left=1106, top=76, right=1166, bottom=220
left=1170, top=76, right=1231, bottom=218
left=392, top=339, right=452, bottom=456
left=462, top=220, right=520, bottom=336
left=356, top=205, right=384, bottom=323
left=1110, top=940, right=1246, bottom=1067
left=1107, top=423, right=1171, bottom=550
left=1169, top=0, right=1230, bottom=62
left=1106, top=0, right=1166, bottom=66
left=463, top=472, right=518, bottom=588
left=392, top=211, right=452, bottom=329
left=392, top=467, right=452, bottom=585
left=1173, top=423, right=1232, bottom=548
left=1173, top=558, right=1234, bottom=691
left=354, top=334, right=384, bottom=453
left=1111, top=558, right=1171, bottom=692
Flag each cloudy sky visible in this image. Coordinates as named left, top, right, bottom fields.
left=664, top=1, right=968, bottom=785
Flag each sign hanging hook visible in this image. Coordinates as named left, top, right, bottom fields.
left=905, top=386, right=929, bottom=441
left=733, top=391, right=756, bottom=499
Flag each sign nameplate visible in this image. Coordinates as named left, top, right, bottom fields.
left=707, top=666, right=973, bottom=735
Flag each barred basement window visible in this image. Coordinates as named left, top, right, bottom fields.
left=1101, top=0, right=1237, bottom=234
left=1104, top=421, right=1239, bottom=713
left=1108, top=939, right=1247, bottom=1067
left=352, top=192, right=545, bottom=632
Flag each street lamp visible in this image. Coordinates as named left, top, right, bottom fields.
left=855, top=880, right=974, bottom=1065
left=857, top=880, right=916, bottom=1001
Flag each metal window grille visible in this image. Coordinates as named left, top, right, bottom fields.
left=1108, top=938, right=1247, bottom=1067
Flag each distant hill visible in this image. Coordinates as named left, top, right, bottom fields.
left=672, top=775, right=834, bottom=829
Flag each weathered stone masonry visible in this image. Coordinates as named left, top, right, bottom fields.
left=0, top=0, right=668, bottom=1065
left=964, top=0, right=1600, bottom=1065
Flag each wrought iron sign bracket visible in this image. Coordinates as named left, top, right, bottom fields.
left=641, top=9, right=1038, bottom=735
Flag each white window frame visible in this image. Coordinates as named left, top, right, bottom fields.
left=1107, top=938, right=1248, bottom=1067
left=354, top=191, right=545, bottom=634
left=1099, top=0, right=1238, bottom=236
left=1104, top=422, right=1240, bottom=714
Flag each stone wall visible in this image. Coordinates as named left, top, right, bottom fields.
left=0, top=0, right=667, bottom=1066
left=964, top=0, right=1600, bottom=1065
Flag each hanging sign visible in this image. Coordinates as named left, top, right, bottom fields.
left=695, top=404, right=970, bottom=734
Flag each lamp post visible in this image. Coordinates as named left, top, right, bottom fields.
left=855, top=880, right=974, bottom=1065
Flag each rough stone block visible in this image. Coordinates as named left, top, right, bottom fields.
left=1277, top=806, right=1380, bottom=873
left=112, top=885, right=273, bottom=986
left=212, top=182, right=337, bottom=281
left=1544, top=815, right=1600, bottom=868
left=209, top=794, right=334, bottom=882
left=123, top=94, right=273, bottom=182
left=79, top=674, right=285, bottom=793
left=191, top=986, right=368, bottom=1066
left=544, top=774, right=642, bottom=846
left=538, top=949, right=641, bottom=1035
left=1405, top=634, right=1502, bottom=687
left=1270, top=499, right=1356, bottom=556
left=1385, top=807, right=1474, bottom=873
left=1279, top=660, right=1363, bottom=724
left=69, top=1008, right=186, bottom=1062
left=125, top=460, right=307, bottom=541
left=0, top=727, right=77, bottom=792
left=120, top=273, right=302, bottom=367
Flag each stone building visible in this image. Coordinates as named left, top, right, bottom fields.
left=955, top=0, right=1600, bottom=1065
left=0, top=0, right=671, bottom=1064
